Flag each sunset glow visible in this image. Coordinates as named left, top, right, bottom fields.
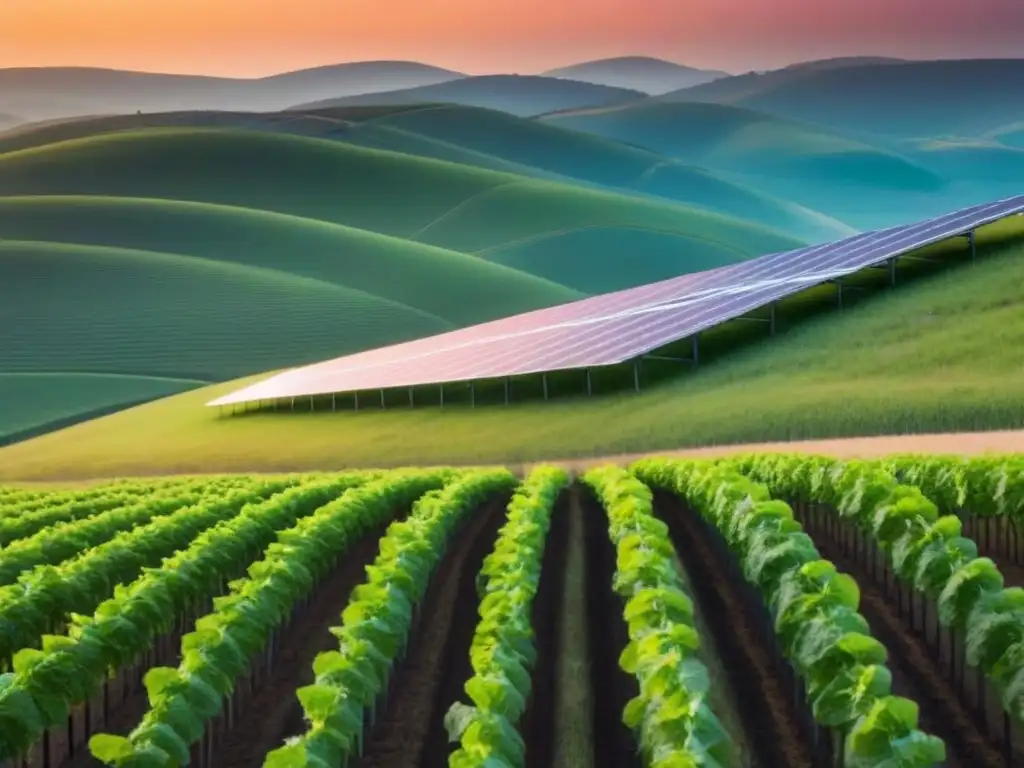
left=1, top=0, right=1022, bottom=76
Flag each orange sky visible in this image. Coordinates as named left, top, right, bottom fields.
left=2, top=0, right=1022, bottom=76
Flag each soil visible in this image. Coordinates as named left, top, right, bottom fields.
left=355, top=495, right=509, bottom=768
left=795, top=502, right=1008, bottom=768
left=654, top=491, right=818, bottom=768
left=542, top=429, right=1024, bottom=473
left=576, top=485, right=643, bottom=768
left=207, top=520, right=394, bottom=767
left=517, top=491, right=570, bottom=768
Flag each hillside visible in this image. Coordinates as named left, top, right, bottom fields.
left=903, top=138, right=1024, bottom=183
left=0, top=61, right=465, bottom=121
left=289, top=75, right=646, bottom=117
left=541, top=56, right=729, bottom=94
left=542, top=100, right=944, bottom=191
left=0, top=108, right=851, bottom=242
left=666, top=59, right=1024, bottom=138
left=0, top=128, right=805, bottom=290
left=2, top=231, right=1020, bottom=479
left=0, top=112, right=20, bottom=130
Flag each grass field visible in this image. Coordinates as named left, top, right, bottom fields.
left=3, top=231, right=1021, bottom=481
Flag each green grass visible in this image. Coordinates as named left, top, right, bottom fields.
left=543, top=101, right=944, bottom=192
left=0, top=108, right=852, bottom=243
left=0, top=127, right=805, bottom=291
left=0, top=372, right=201, bottom=444
left=0, top=196, right=581, bottom=326
left=3, top=235, right=1022, bottom=481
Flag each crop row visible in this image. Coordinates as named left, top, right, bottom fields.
left=8, top=458, right=1020, bottom=767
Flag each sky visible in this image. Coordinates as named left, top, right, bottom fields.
left=1, top=0, right=1023, bottom=77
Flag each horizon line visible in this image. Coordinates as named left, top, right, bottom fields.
left=3, top=52, right=1013, bottom=82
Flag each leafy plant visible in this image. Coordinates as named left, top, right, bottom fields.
left=584, top=465, right=733, bottom=767
left=632, top=458, right=945, bottom=766
left=0, top=475, right=360, bottom=760
left=89, top=469, right=450, bottom=767
left=739, top=453, right=1024, bottom=723
left=444, top=465, right=569, bottom=767
left=262, top=467, right=517, bottom=768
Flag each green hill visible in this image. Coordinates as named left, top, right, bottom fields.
left=290, top=74, right=646, bottom=117
left=542, top=101, right=945, bottom=191
left=0, top=373, right=202, bottom=446
left=903, top=138, right=1024, bottom=183
left=0, top=197, right=580, bottom=326
left=0, top=128, right=806, bottom=289
left=2, top=227, right=1021, bottom=480
left=667, top=59, right=1024, bottom=139
left=540, top=56, right=729, bottom=95
left=333, top=104, right=854, bottom=241
left=0, top=109, right=851, bottom=242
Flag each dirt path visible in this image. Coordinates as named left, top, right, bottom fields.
left=356, top=496, right=508, bottom=768
left=577, top=485, right=643, bottom=768
left=544, top=429, right=1024, bottom=472
left=654, top=491, right=818, bottom=768
left=517, top=491, right=570, bottom=768
left=208, top=522, right=392, bottom=767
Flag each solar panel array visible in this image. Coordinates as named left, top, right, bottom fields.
left=208, top=195, right=1024, bottom=407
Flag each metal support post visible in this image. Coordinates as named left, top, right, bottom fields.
left=542, top=373, right=549, bottom=400
left=439, top=385, right=444, bottom=408
left=310, top=396, right=314, bottom=411
left=769, top=305, right=776, bottom=336
left=331, top=393, right=336, bottom=412
left=836, top=280, right=844, bottom=309
left=469, top=384, right=475, bottom=408
left=585, top=368, right=592, bottom=396
left=354, top=392, right=359, bottom=411
left=290, top=397, right=295, bottom=411
left=380, top=389, right=386, bottom=409
left=692, top=334, right=700, bottom=366
left=409, top=388, right=414, bottom=407
left=968, top=230, right=976, bottom=263
left=889, top=257, right=897, bottom=286
left=633, top=361, right=641, bottom=392
left=504, top=379, right=510, bottom=405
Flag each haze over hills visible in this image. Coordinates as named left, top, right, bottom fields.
left=0, top=61, right=465, bottom=121
left=665, top=58, right=1024, bottom=139
left=541, top=56, right=729, bottom=95
left=290, top=74, right=647, bottom=117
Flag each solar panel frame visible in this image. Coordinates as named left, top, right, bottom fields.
left=208, top=195, right=1024, bottom=406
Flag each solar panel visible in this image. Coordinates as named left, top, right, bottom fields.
left=208, top=195, right=1024, bottom=406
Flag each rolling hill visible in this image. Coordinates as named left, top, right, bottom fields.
left=0, top=127, right=805, bottom=288
left=2, top=227, right=1021, bottom=480
left=0, top=61, right=465, bottom=121
left=902, top=138, right=1024, bottom=183
left=0, top=121, right=813, bottom=441
left=289, top=75, right=647, bottom=117
left=0, top=113, right=20, bottom=130
left=541, top=56, right=729, bottom=95
left=541, top=101, right=945, bottom=190
left=0, top=108, right=852, bottom=242
left=665, top=58, right=1024, bottom=139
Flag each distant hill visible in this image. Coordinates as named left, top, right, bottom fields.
left=0, top=113, right=20, bottom=130
left=542, top=100, right=944, bottom=191
left=0, top=107, right=850, bottom=244
left=0, top=61, right=465, bottom=121
left=664, top=58, right=1024, bottom=138
left=658, top=56, right=910, bottom=104
left=902, top=138, right=1024, bottom=183
left=541, top=56, right=729, bottom=95
left=289, top=75, right=646, bottom=117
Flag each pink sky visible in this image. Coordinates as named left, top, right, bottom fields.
left=1, top=0, right=1022, bottom=76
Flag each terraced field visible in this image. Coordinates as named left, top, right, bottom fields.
left=1, top=454, right=1021, bottom=767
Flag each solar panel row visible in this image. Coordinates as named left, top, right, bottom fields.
left=208, top=194, right=1024, bottom=407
